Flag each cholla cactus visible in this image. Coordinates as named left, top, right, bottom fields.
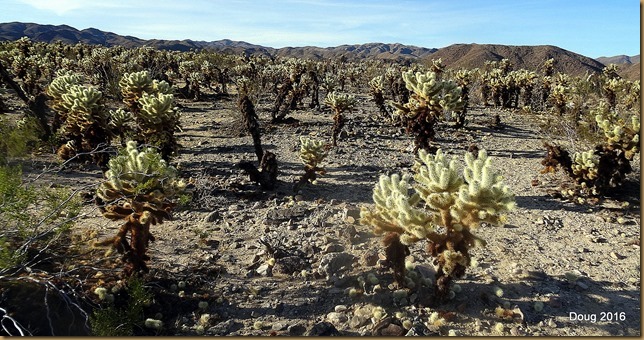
left=453, top=69, right=474, bottom=127
left=324, top=91, right=356, bottom=146
left=299, top=136, right=328, bottom=170
left=119, top=71, right=154, bottom=109
left=594, top=101, right=640, bottom=160
left=369, top=75, right=389, bottom=118
left=294, top=136, right=329, bottom=192
left=136, top=92, right=181, bottom=158
left=95, top=140, right=186, bottom=275
left=46, top=71, right=83, bottom=113
left=109, top=108, right=133, bottom=144
left=548, top=83, right=569, bottom=115
left=361, top=149, right=514, bottom=300
left=48, top=78, right=110, bottom=164
left=571, top=150, right=599, bottom=182
left=390, top=70, right=463, bottom=151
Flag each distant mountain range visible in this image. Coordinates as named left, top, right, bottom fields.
left=0, top=22, right=639, bottom=80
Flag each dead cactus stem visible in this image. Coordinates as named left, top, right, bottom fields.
left=238, top=94, right=263, bottom=163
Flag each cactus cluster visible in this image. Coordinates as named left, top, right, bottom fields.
left=117, top=71, right=180, bottom=158
left=46, top=72, right=110, bottom=164
left=95, top=141, right=185, bottom=275
left=119, top=71, right=172, bottom=109
left=594, top=101, right=640, bottom=160
left=390, top=70, right=463, bottom=152
left=361, top=149, right=514, bottom=300
left=542, top=98, right=639, bottom=200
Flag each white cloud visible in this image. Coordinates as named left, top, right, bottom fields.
left=17, top=0, right=128, bottom=15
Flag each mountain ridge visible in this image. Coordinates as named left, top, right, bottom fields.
left=0, top=22, right=639, bottom=79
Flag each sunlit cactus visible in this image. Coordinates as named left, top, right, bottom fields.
left=324, top=91, right=356, bottom=147
left=594, top=101, right=640, bottom=160
left=390, top=70, right=463, bottom=151
left=369, top=75, right=389, bottom=118
left=360, top=149, right=514, bottom=301
left=95, top=140, right=186, bottom=275
left=294, top=136, right=329, bottom=192
left=571, top=150, right=599, bottom=182
left=136, top=92, right=181, bottom=159
left=119, top=71, right=154, bottom=109
left=46, top=71, right=84, bottom=113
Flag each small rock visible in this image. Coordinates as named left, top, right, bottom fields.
left=287, top=324, right=306, bottom=336
left=548, top=319, right=557, bottom=328
left=318, top=252, right=356, bottom=279
left=271, top=322, right=287, bottom=331
left=576, top=281, right=589, bottom=290
left=305, top=321, right=340, bottom=336
left=334, top=305, right=348, bottom=312
left=349, top=315, right=369, bottom=329
left=610, top=252, right=623, bottom=260
left=204, top=211, right=220, bottom=223
left=323, top=243, right=345, bottom=254
left=361, top=250, right=379, bottom=267
left=256, top=263, right=272, bottom=277
left=327, top=311, right=348, bottom=325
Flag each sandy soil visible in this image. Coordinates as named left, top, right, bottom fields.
left=5, top=87, right=641, bottom=336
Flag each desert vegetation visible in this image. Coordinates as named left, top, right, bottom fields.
left=0, top=38, right=639, bottom=336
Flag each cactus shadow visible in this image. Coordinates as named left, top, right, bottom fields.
left=450, top=271, right=640, bottom=336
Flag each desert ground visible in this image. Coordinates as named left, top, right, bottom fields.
left=2, top=84, right=639, bottom=336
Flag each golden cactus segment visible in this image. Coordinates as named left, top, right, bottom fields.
left=571, top=150, right=599, bottom=181
left=299, top=136, right=327, bottom=169
left=324, top=91, right=356, bottom=113
left=119, top=70, right=154, bottom=106
left=96, top=140, right=185, bottom=203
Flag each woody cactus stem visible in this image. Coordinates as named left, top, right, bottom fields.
left=238, top=93, right=263, bottom=163
left=360, top=149, right=514, bottom=301
left=95, top=141, right=185, bottom=276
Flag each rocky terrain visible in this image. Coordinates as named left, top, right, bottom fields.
left=3, top=84, right=639, bottom=336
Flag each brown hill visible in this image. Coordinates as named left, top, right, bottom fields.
left=596, top=54, right=640, bottom=65
left=426, top=43, right=607, bottom=76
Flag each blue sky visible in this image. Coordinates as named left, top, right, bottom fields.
left=1, top=0, right=639, bottom=58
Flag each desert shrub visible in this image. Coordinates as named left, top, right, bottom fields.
left=360, top=149, right=515, bottom=301
left=90, top=277, right=154, bottom=336
left=0, top=117, right=40, bottom=165
left=0, top=165, right=82, bottom=273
